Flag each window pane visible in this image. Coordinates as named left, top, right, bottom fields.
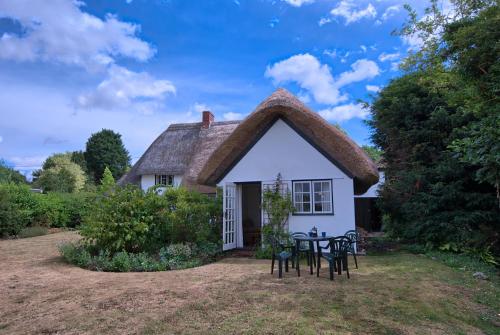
left=315, top=202, right=322, bottom=212
left=303, top=182, right=310, bottom=192
left=295, top=183, right=302, bottom=192
left=303, top=202, right=310, bottom=212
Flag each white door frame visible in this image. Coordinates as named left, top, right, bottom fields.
left=222, top=183, right=238, bottom=251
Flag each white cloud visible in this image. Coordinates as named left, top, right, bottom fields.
left=366, top=85, right=381, bottom=93
left=0, top=136, right=2, bottom=143
left=76, top=65, right=176, bottom=112
left=282, top=0, right=315, bottom=7
left=319, top=103, right=368, bottom=122
left=330, top=1, right=377, bottom=25
left=8, top=156, right=47, bottom=169
left=0, top=0, right=154, bottom=69
left=390, top=61, right=400, bottom=71
left=223, top=112, right=244, bottom=121
left=265, top=54, right=380, bottom=106
left=318, top=17, right=332, bottom=26
left=323, top=49, right=337, bottom=59
left=265, top=54, right=346, bottom=105
left=381, top=5, right=400, bottom=21
left=193, top=103, right=210, bottom=114
left=360, top=45, right=367, bottom=53
left=335, top=59, right=380, bottom=88
left=378, top=52, right=400, bottom=62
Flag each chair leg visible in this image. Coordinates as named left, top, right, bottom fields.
left=278, top=259, right=283, bottom=278
left=271, top=254, right=275, bottom=274
left=353, top=252, right=358, bottom=269
left=312, top=252, right=316, bottom=268
left=329, top=261, right=334, bottom=281
left=337, top=259, right=342, bottom=275
left=345, top=256, right=350, bottom=279
left=285, top=259, right=289, bottom=272
left=306, top=252, right=310, bottom=266
left=291, top=250, right=295, bottom=269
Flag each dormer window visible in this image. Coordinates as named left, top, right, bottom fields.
left=155, top=175, right=174, bottom=186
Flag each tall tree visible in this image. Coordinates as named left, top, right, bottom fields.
left=84, top=129, right=130, bottom=183
left=369, top=71, right=497, bottom=253
left=35, top=153, right=86, bottom=192
left=371, top=0, right=500, bottom=258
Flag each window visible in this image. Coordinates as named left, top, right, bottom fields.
left=292, top=180, right=333, bottom=214
left=155, top=175, right=174, bottom=186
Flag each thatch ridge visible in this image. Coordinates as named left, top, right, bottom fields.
left=197, top=88, right=379, bottom=194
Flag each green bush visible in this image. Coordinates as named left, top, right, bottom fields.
left=59, top=240, right=217, bottom=272
left=0, top=183, right=95, bottom=236
left=0, top=187, right=26, bottom=237
left=80, top=185, right=222, bottom=254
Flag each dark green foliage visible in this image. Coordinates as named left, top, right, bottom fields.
left=0, top=184, right=93, bottom=236
left=374, top=1, right=500, bottom=259
left=369, top=71, right=498, bottom=255
left=84, top=129, right=130, bottom=183
left=0, top=186, right=26, bottom=236
left=0, top=160, right=27, bottom=184
left=80, top=185, right=222, bottom=254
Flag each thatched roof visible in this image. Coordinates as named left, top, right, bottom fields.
left=118, top=121, right=240, bottom=191
left=197, top=88, right=379, bottom=195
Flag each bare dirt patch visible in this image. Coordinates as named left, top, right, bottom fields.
left=0, top=232, right=498, bottom=335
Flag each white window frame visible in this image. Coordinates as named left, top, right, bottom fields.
left=155, top=174, right=174, bottom=186
left=292, top=181, right=312, bottom=214
left=292, top=179, right=333, bottom=215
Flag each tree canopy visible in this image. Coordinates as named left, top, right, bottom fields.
left=34, top=153, right=86, bottom=193
left=370, top=0, right=499, bottom=259
left=84, top=129, right=130, bottom=184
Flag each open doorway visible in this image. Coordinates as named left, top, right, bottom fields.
left=241, top=183, right=262, bottom=248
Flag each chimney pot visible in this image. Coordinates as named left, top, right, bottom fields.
left=202, top=110, right=214, bottom=128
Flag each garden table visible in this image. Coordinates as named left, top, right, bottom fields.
left=293, top=235, right=334, bottom=277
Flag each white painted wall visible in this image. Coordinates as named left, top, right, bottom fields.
left=219, top=119, right=355, bottom=245
left=140, top=174, right=182, bottom=191
left=355, top=171, right=384, bottom=198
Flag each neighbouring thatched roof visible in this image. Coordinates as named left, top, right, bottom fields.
left=118, top=121, right=240, bottom=191
left=197, top=88, right=379, bottom=195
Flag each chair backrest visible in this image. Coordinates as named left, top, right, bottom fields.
left=344, top=230, right=360, bottom=244
left=328, top=236, right=351, bottom=256
left=291, top=232, right=308, bottom=249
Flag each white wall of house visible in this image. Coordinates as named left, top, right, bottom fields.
left=140, top=174, right=182, bottom=191
left=355, top=171, right=384, bottom=198
left=219, top=118, right=355, bottom=246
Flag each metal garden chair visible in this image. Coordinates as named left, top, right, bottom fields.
left=318, top=236, right=351, bottom=281
left=344, top=229, right=360, bottom=269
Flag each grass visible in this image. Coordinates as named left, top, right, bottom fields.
left=143, top=252, right=500, bottom=335
left=1, top=232, right=499, bottom=335
left=17, top=226, right=48, bottom=238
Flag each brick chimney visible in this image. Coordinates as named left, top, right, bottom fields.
left=202, top=110, right=214, bottom=129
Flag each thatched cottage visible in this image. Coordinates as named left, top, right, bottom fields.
left=120, top=89, right=379, bottom=250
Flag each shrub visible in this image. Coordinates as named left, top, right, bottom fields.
left=0, top=184, right=95, bottom=237
left=80, top=185, right=222, bottom=254
left=0, top=187, right=26, bottom=237
left=18, top=226, right=48, bottom=238
left=59, top=241, right=211, bottom=272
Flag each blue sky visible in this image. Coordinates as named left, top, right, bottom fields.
left=0, top=0, right=434, bottom=177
